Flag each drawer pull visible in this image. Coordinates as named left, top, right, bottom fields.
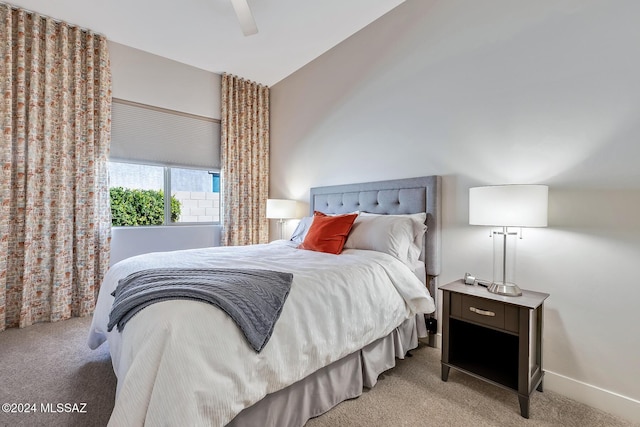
left=469, top=307, right=495, bottom=317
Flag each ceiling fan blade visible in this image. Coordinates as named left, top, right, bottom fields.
left=230, top=0, right=258, bottom=36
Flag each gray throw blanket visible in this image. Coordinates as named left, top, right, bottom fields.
left=107, top=268, right=293, bottom=352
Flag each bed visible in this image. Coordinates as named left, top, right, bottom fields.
left=88, top=175, right=442, bottom=426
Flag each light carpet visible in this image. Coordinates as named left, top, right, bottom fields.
left=0, top=316, right=635, bottom=427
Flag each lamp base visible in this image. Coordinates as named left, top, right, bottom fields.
left=487, top=281, right=522, bottom=297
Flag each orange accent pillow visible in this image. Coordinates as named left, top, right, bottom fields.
left=299, top=211, right=358, bottom=254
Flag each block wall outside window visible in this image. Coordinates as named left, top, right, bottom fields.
left=173, top=191, right=221, bottom=223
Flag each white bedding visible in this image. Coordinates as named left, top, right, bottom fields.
left=88, top=241, right=435, bottom=426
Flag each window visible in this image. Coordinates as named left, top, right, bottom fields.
left=108, top=99, right=222, bottom=227
left=108, top=162, right=220, bottom=226
left=170, top=167, right=220, bottom=223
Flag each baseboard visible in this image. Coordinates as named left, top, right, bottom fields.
left=422, top=333, right=442, bottom=349
left=545, top=370, right=640, bottom=424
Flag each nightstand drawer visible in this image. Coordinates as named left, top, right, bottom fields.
left=461, top=295, right=507, bottom=330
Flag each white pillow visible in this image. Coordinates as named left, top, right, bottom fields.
left=344, top=214, right=419, bottom=265
left=358, top=212, right=427, bottom=264
left=289, top=216, right=313, bottom=244
left=326, top=210, right=360, bottom=216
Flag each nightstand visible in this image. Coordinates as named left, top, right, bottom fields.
left=440, top=280, right=549, bottom=418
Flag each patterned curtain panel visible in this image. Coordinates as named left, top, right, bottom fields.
left=0, top=4, right=112, bottom=331
left=221, top=73, right=269, bottom=246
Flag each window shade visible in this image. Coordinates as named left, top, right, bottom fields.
left=110, top=99, right=221, bottom=169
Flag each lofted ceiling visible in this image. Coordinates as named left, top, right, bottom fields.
left=6, top=0, right=405, bottom=86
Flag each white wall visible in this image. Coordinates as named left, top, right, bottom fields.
left=108, top=41, right=223, bottom=264
left=109, top=41, right=221, bottom=119
left=270, top=0, right=640, bottom=422
left=110, top=226, right=221, bottom=266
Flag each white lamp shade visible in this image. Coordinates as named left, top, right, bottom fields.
left=266, top=199, right=297, bottom=219
left=469, top=185, right=548, bottom=227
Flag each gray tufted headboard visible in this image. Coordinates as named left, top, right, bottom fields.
left=309, top=175, right=442, bottom=282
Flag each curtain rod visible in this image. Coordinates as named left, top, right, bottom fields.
left=3, top=2, right=106, bottom=37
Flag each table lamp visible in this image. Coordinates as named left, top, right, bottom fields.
left=469, top=185, right=548, bottom=296
left=266, top=199, right=297, bottom=240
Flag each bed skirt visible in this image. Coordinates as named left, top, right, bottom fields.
left=228, top=314, right=426, bottom=427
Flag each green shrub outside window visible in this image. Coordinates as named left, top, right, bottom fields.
left=110, top=187, right=181, bottom=226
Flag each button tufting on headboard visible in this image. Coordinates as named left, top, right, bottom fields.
left=310, top=176, right=441, bottom=278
